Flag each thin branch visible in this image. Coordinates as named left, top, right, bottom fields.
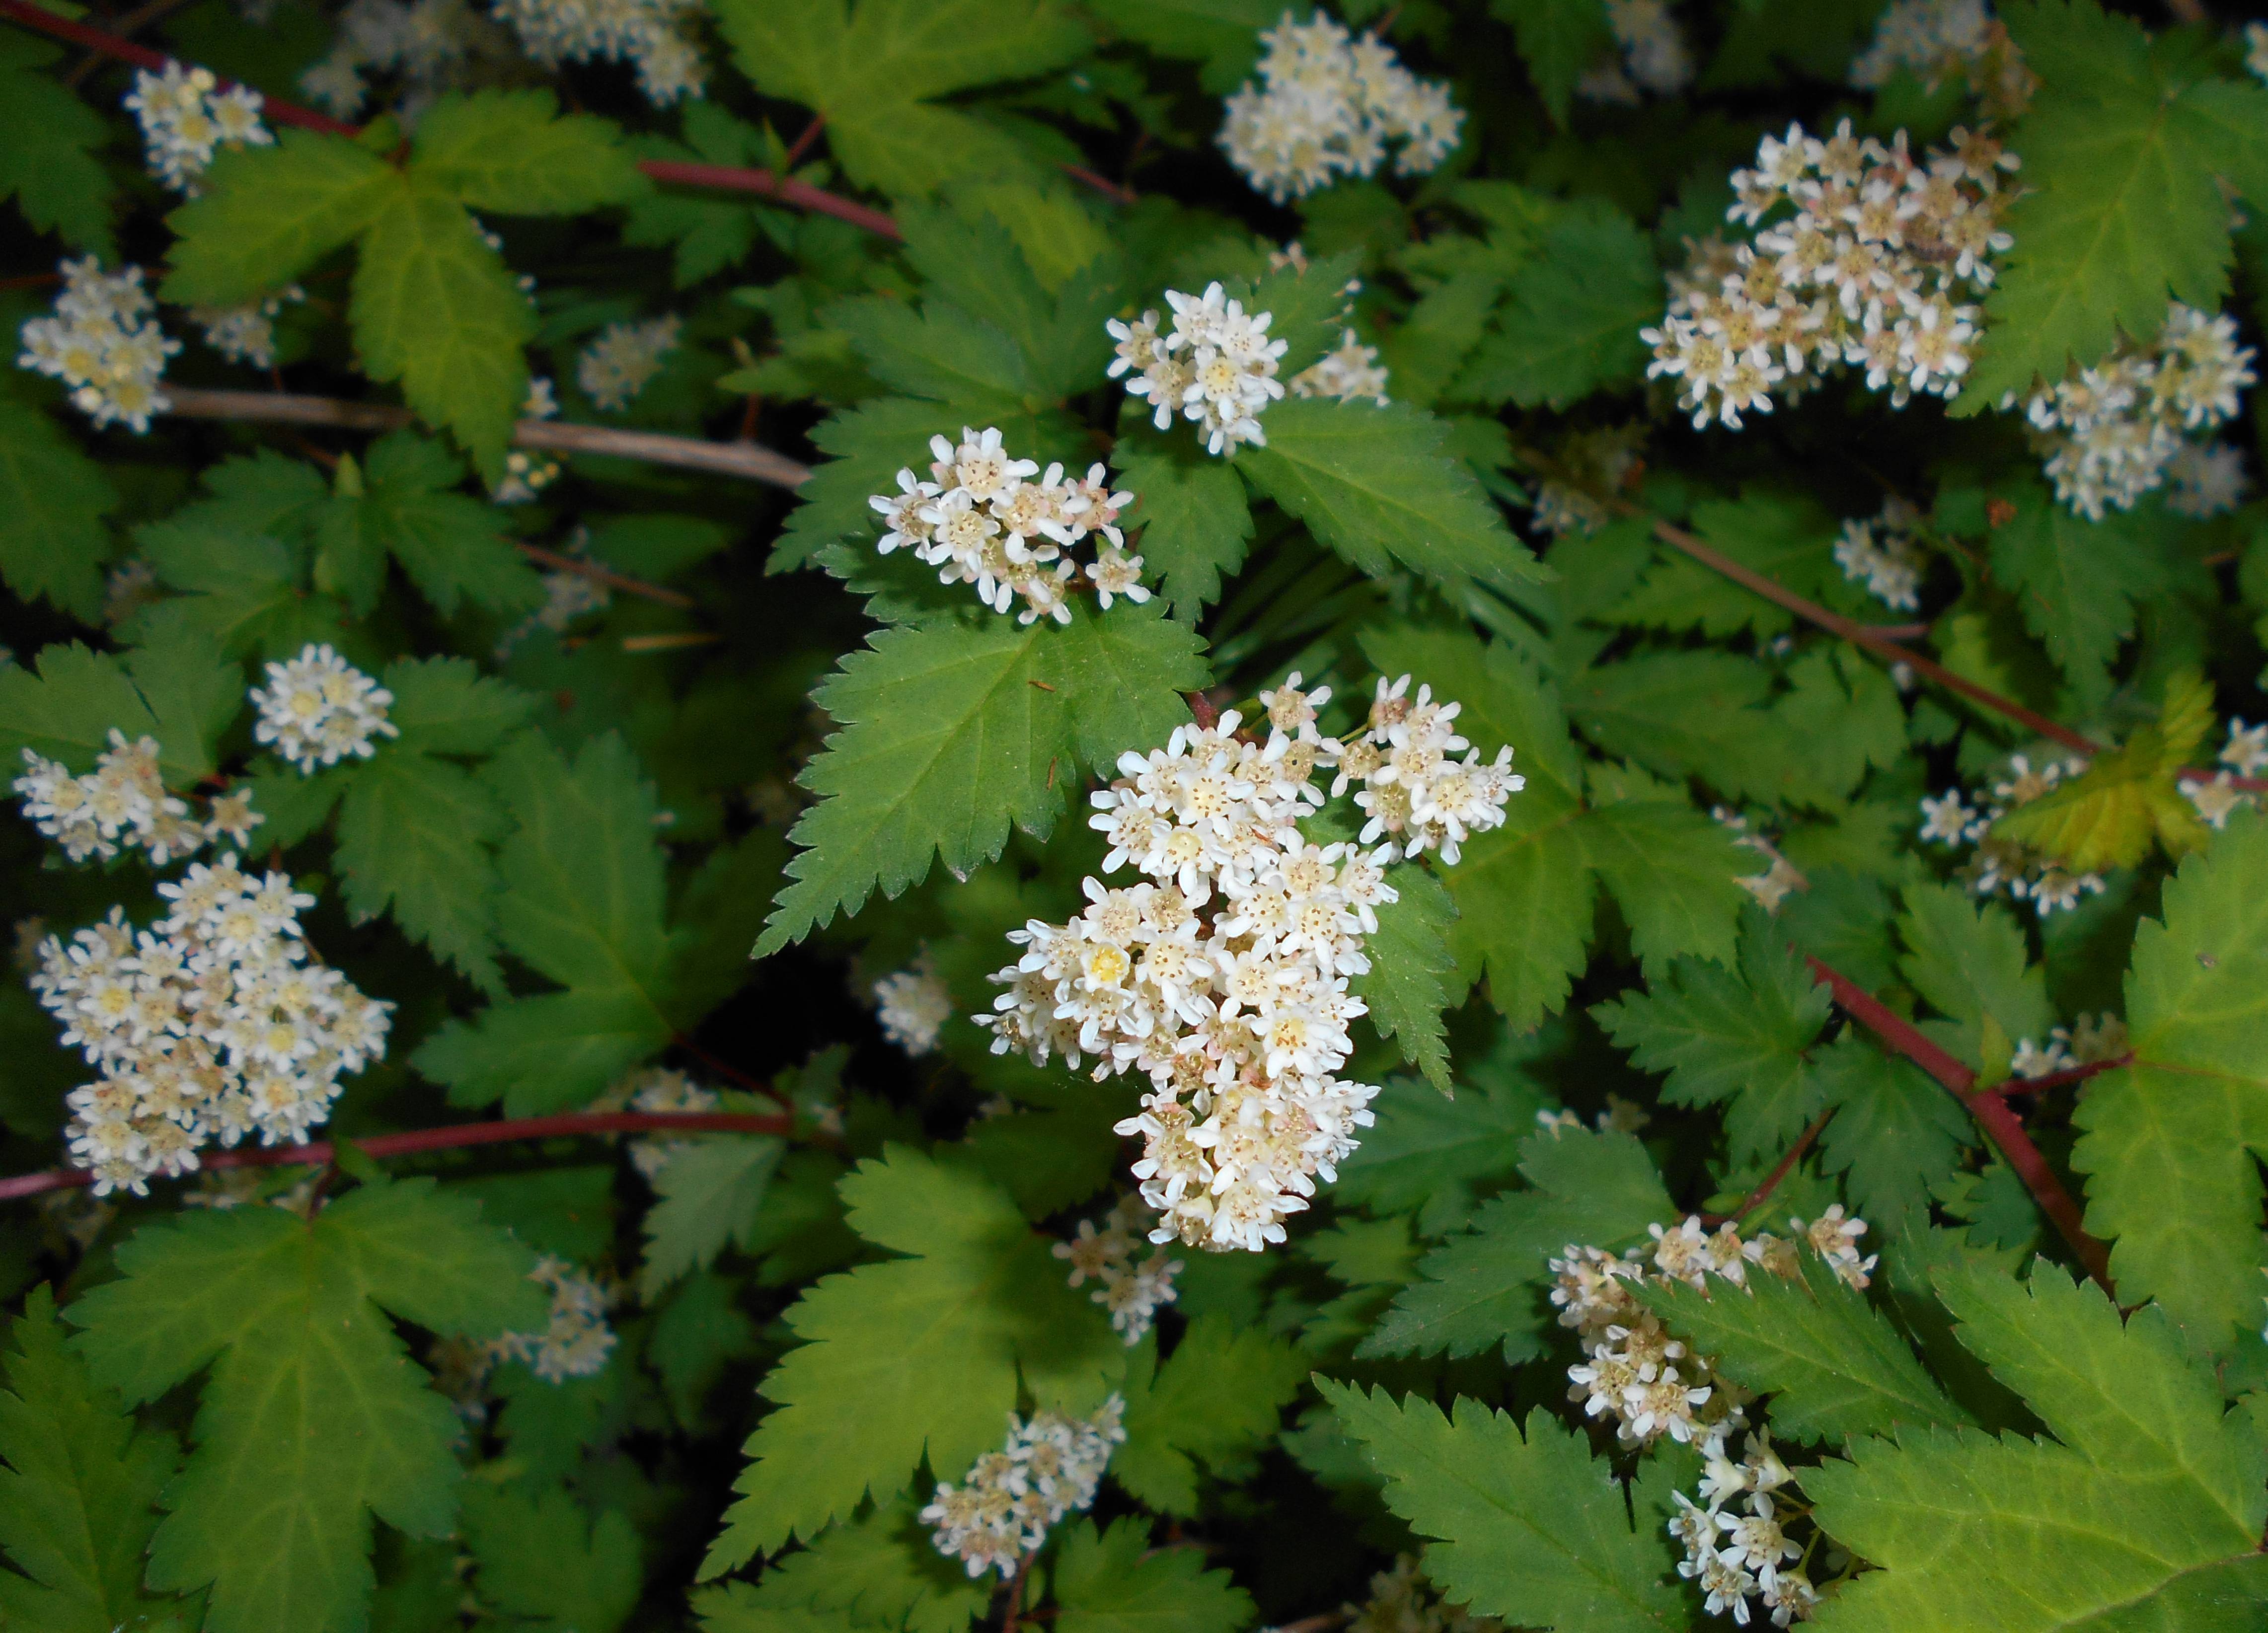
left=2161, top=0, right=2208, bottom=25
left=1998, top=1055, right=2132, bottom=1097
left=782, top=113, right=828, bottom=169
left=1708, top=1107, right=1835, bottom=1227
left=672, top=1035, right=792, bottom=1108
left=159, top=387, right=812, bottom=490
left=1803, top=953, right=2115, bottom=1295
left=1060, top=162, right=1138, bottom=205
left=64, top=0, right=195, bottom=85
left=619, top=631, right=721, bottom=652
left=0, top=1109, right=792, bottom=1203
left=515, top=540, right=694, bottom=608
left=634, top=159, right=902, bottom=240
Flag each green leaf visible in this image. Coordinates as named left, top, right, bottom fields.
left=1958, top=1, right=2268, bottom=406
left=702, top=1147, right=1117, bottom=1572
left=831, top=297, right=1038, bottom=417
left=692, top=1498, right=985, bottom=1633
left=350, top=179, right=535, bottom=475
left=463, top=1485, right=640, bottom=1633
left=1080, top=0, right=1277, bottom=91
left=2074, top=807, right=2268, bottom=1354
left=1052, top=1518, right=1256, bottom=1633
left=1897, top=882, right=2054, bottom=1068
left=161, top=130, right=398, bottom=308
left=1578, top=791, right=1751, bottom=976
left=382, top=655, right=539, bottom=758
left=1595, top=914, right=1832, bottom=1166
left=1322, top=1384, right=1688, bottom=1633
left=711, top=0, right=1091, bottom=197
left=1638, top=1262, right=1970, bottom=1445
left=1115, top=1317, right=1307, bottom=1517
left=408, top=90, right=648, bottom=215
left=414, top=733, right=680, bottom=1113
left=0, top=1288, right=183, bottom=1633
left=1985, top=479, right=2170, bottom=708
left=771, top=397, right=965, bottom=574
left=0, top=390, right=115, bottom=623
left=757, top=604, right=1206, bottom=954
left=1110, top=444, right=1253, bottom=616
left=1814, top=1036, right=1974, bottom=1225
left=1804, top=1261, right=2268, bottom=1632
left=1362, top=1126, right=1672, bottom=1361
left=1489, top=0, right=1614, bottom=126
left=1457, top=202, right=1659, bottom=409
left=1333, top=1068, right=1548, bottom=1237
left=1238, top=399, right=1544, bottom=598
left=0, top=33, right=113, bottom=253
left=334, top=749, right=511, bottom=991
left=0, top=632, right=235, bottom=785
left=1990, top=671, right=2214, bottom=875
left=320, top=433, right=543, bottom=618
left=67, top=1183, right=545, bottom=1633
left=1353, top=867, right=1462, bottom=1092
left=1607, top=491, right=1843, bottom=643
left=639, top=1137, right=785, bottom=1298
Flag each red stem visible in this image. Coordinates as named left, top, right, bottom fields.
left=633, top=159, right=900, bottom=240
left=1709, top=1106, right=1834, bottom=1227
left=1803, top=954, right=2115, bottom=1295
left=2000, top=1055, right=2131, bottom=1096
left=0, top=1109, right=791, bottom=1203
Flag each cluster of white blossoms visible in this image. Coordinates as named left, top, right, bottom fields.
left=1345, top=1556, right=1503, bottom=1633
left=124, top=62, right=271, bottom=193
left=30, top=857, right=393, bottom=1196
left=191, top=286, right=304, bottom=370
left=17, top=259, right=179, bottom=434
left=1110, top=284, right=1289, bottom=456
left=487, top=1257, right=617, bottom=1382
left=1217, top=10, right=1462, bottom=204
left=1289, top=329, right=1391, bottom=406
left=1577, top=0, right=1695, bottom=105
left=1850, top=0, right=1991, bottom=88
left=2176, top=719, right=2268, bottom=833
left=490, top=0, right=706, bottom=105
left=298, top=0, right=479, bottom=122
left=1916, top=750, right=2104, bottom=915
left=1831, top=497, right=1925, bottom=612
left=1054, top=1196, right=1183, bottom=1345
left=495, top=377, right=565, bottom=505
left=2164, top=443, right=2250, bottom=520
left=1643, top=121, right=2018, bottom=430
left=869, top=427, right=1145, bottom=625
left=15, top=732, right=260, bottom=866
left=980, top=673, right=1520, bottom=1253
left=586, top=1064, right=722, bottom=1179
left=872, top=956, right=952, bottom=1056
left=577, top=314, right=680, bottom=411
left=920, top=1397, right=1125, bottom=1579
left=1555, top=1210, right=1874, bottom=1627
left=2010, top=1012, right=2128, bottom=1080
left=2014, top=304, right=2257, bottom=520
left=250, top=644, right=399, bottom=775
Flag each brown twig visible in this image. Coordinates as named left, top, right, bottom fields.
left=633, top=159, right=901, bottom=240
left=64, top=0, right=195, bottom=85
left=1709, top=1107, right=1835, bottom=1227
left=1802, top=954, right=2115, bottom=1295
left=999, top=1556, right=1031, bottom=1633
left=782, top=113, right=827, bottom=169
left=1997, top=1055, right=2132, bottom=1096
left=672, top=1035, right=791, bottom=1108
left=620, top=631, right=721, bottom=652
left=514, top=541, right=694, bottom=607
left=1059, top=163, right=1138, bottom=205
left=2161, top=0, right=2207, bottom=25
left=0, top=1109, right=792, bottom=1203
left=158, top=387, right=813, bottom=490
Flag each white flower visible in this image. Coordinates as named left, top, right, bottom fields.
left=125, top=62, right=272, bottom=193
left=2182, top=770, right=2254, bottom=832
left=1579, top=0, right=1693, bottom=103
left=1290, top=330, right=1391, bottom=405
left=250, top=644, right=399, bottom=774
left=1053, top=1197, right=1182, bottom=1345
left=16, top=259, right=178, bottom=434
left=191, top=286, right=304, bottom=369
left=921, top=1397, right=1124, bottom=1577
left=874, top=957, right=952, bottom=1055
left=490, top=0, right=706, bottom=103
left=1218, top=11, right=1462, bottom=202
left=1115, top=282, right=1290, bottom=456
left=2221, top=720, right=2268, bottom=778
left=577, top=314, right=680, bottom=410
left=487, top=1257, right=616, bottom=1382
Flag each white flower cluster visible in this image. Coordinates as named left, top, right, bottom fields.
left=191, top=286, right=304, bottom=371
left=1345, top=1556, right=1503, bottom=1633
left=495, top=377, right=564, bottom=505
left=1713, top=808, right=1806, bottom=915
left=873, top=956, right=951, bottom=1056
left=920, top=1397, right=1124, bottom=1579
left=30, top=859, right=393, bottom=1196
left=2015, top=304, right=2257, bottom=520
left=1218, top=10, right=1462, bottom=204
left=1850, top=0, right=1991, bottom=88
left=588, top=1064, right=722, bottom=1180
left=1289, top=329, right=1391, bottom=406
left=250, top=644, right=399, bottom=775
left=1917, top=751, right=2105, bottom=915
left=1831, top=497, right=1925, bottom=612
left=123, top=62, right=270, bottom=193
left=490, top=0, right=706, bottom=105
left=1644, top=121, right=2018, bottom=430
left=487, top=1256, right=617, bottom=1382
left=1577, top=0, right=1695, bottom=105
left=981, top=674, right=1521, bottom=1253
left=1555, top=1211, right=1875, bottom=1627
left=869, top=427, right=1144, bottom=625
left=1054, top=1196, right=1183, bottom=1345
left=577, top=314, right=680, bottom=411
left=2178, top=719, right=2268, bottom=833
left=1110, top=284, right=1289, bottom=456
left=2251, top=23, right=2268, bottom=86
left=2165, top=443, right=2249, bottom=520
left=1527, top=428, right=1644, bottom=540
left=2010, top=1012, right=2127, bottom=1080
left=17, top=258, right=179, bottom=434
left=15, top=732, right=260, bottom=866
left=299, top=0, right=476, bottom=122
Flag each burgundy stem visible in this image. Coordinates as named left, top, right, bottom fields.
left=1802, top=954, right=2115, bottom=1295
left=0, top=1110, right=791, bottom=1203
left=1708, top=1106, right=1834, bottom=1227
